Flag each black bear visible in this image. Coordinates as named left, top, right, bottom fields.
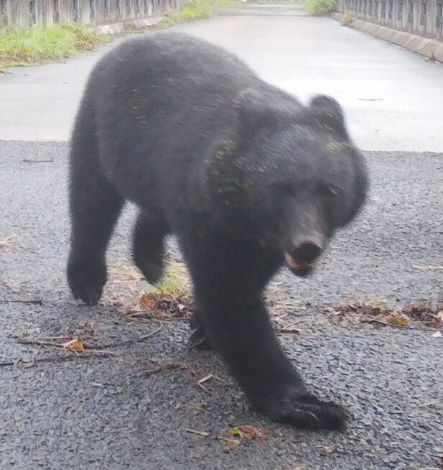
left=68, top=32, right=368, bottom=430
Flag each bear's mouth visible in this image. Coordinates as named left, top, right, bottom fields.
left=284, top=253, right=316, bottom=277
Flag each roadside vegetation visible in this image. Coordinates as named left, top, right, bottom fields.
left=156, top=0, right=242, bottom=28
left=0, top=23, right=110, bottom=68
left=341, top=12, right=354, bottom=25
left=0, top=0, right=311, bottom=69
left=156, top=0, right=216, bottom=27
left=305, top=0, right=336, bottom=15
left=0, top=0, right=235, bottom=69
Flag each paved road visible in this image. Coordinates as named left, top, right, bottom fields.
left=1, top=7, right=443, bottom=151
left=1, top=7, right=442, bottom=470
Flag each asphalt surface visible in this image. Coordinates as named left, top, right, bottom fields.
left=1, top=6, right=443, bottom=470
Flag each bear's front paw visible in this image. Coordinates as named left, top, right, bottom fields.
left=67, top=256, right=107, bottom=306
left=261, top=388, right=349, bottom=431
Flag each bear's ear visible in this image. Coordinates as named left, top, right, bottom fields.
left=309, top=95, right=348, bottom=138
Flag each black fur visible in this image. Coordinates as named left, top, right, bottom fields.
left=68, top=32, right=368, bottom=430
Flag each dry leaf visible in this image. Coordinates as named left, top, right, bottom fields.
left=230, top=425, right=270, bottom=440
left=223, top=438, right=241, bottom=452
left=63, top=338, right=85, bottom=352
left=0, top=237, right=15, bottom=247
left=385, top=315, right=408, bottom=327
left=140, top=294, right=156, bottom=308
left=238, top=424, right=270, bottom=439
left=314, top=444, right=337, bottom=455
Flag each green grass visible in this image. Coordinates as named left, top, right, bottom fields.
left=144, top=262, right=191, bottom=298
left=156, top=0, right=304, bottom=28
left=305, top=0, right=336, bottom=14
left=0, top=23, right=110, bottom=68
left=251, top=0, right=306, bottom=4
left=341, top=12, right=354, bottom=25
left=155, top=0, right=243, bottom=28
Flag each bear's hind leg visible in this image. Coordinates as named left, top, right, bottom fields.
left=68, top=107, right=124, bottom=305
left=132, top=211, right=169, bottom=284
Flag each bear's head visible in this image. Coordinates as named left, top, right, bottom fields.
left=235, top=91, right=368, bottom=277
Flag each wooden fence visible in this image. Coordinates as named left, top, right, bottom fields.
left=0, top=0, right=184, bottom=29
left=336, top=0, right=443, bottom=39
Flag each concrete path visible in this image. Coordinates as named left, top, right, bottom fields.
left=1, top=9, right=443, bottom=151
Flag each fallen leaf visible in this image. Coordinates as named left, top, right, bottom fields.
left=0, top=237, right=15, bottom=247
left=230, top=427, right=242, bottom=437
left=385, top=315, right=408, bottom=327
left=220, top=437, right=241, bottom=452
left=140, top=294, right=156, bottom=308
left=225, top=440, right=241, bottom=452
left=234, top=425, right=270, bottom=440
left=63, top=338, right=85, bottom=352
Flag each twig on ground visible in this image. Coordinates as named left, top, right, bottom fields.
left=17, top=338, right=64, bottom=349
left=197, top=374, right=227, bottom=393
left=0, top=299, right=43, bottom=305
left=413, top=265, right=443, bottom=270
left=93, top=325, right=162, bottom=350
left=418, top=400, right=439, bottom=408
left=0, top=352, right=116, bottom=368
left=185, top=428, right=210, bottom=437
left=0, top=361, right=15, bottom=367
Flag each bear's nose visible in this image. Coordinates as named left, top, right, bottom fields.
left=291, top=240, right=323, bottom=264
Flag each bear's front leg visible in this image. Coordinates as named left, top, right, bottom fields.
left=188, top=242, right=348, bottom=430
left=68, top=116, right=124, bottom=306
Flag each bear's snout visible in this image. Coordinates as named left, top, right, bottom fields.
left=285, top=239, right=324, bottom=277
